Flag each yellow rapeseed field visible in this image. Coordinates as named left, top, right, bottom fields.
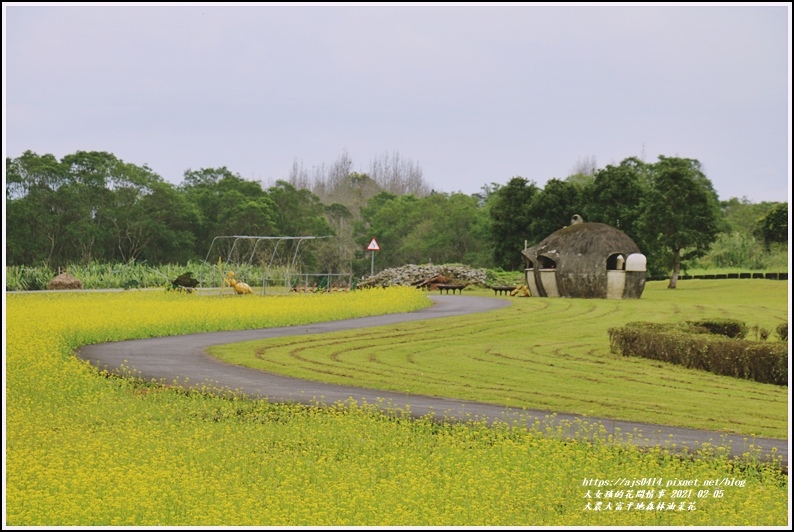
left=4, top=289, right=789, bottom=526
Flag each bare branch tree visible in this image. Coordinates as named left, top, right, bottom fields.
left=285, top=150, right=429, bottom=217
left=368, top=151, right=430, bottom=196
left=569, top=155, right=598, bottom=177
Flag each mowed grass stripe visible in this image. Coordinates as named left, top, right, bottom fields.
left=210, top=280, right=788, bottom=438
left=224, top=280, right=784, bottom=434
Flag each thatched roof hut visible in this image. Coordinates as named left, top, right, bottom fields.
left=47, top=272, right=84, bottom=290
left=521, top=218, right=646, bottom=299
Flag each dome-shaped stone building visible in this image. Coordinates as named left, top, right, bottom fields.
left=520, top=216, right=647, bottom=299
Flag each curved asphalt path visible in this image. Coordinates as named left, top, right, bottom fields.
left=77, top=295, right=788, bottom=469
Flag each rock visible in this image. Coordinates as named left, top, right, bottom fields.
left=358, top=264, right=487, bottom=288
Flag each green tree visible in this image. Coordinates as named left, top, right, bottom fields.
left=267, top=180, right=331, bottom=237
left=401, top=192, right=484, bottom=266
left=6, top=152, right=68, bottom=265
left=638, top=156, right=722, bottom=287
left=7, top=150, right=129, bottom=266
left=583, top=157, right=648, bottom=239
left=488, top=177, right=539, bottom=269
left=315, top=203, right=357, bottom=274
left=102, top=160, right=170, bottom=262
left=719, top=197, right=774, bottom=234
left=463, top=192, right=493, bottom=267
left=136, top=181, right=201, bottom=264
left=7, top=150, right=199, bottom=266
left=59, top=151, right=129, bottom=263
left=267, top=181, right=333, bottom=272
left=180, top=168, right=277, bottom=256
left=686, top=197, right=783, bottom=271
left=354, top=191, right=490, bottom=274
left=755, top=202, right=788, bottom=247
left=356, top=192, right=421, bottom=272
left=6, top=150, right=64, bottom=200
left=528, top=178, right=583, bottom=241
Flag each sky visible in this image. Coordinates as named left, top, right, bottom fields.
left=3, top=2, right=792, bottom=203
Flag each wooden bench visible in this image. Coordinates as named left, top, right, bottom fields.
left=436, top=284, right=467, bottom=295
left=490, top=285, right=517, bottom=296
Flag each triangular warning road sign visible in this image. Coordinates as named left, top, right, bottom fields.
left=367, top=238, right=380, bottom=251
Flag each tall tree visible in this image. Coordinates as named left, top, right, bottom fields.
left=288, top=150, right=429, bottom=211
left=325, top=172, right=383, bottom=218
left=6, top=152, right=68, bottom=265
left=180, top=167, right=277, bottom=257
left=103, top=160, right=162, bottom=262
left=528, top=178, right=583, bottom=240
left=719, top=197, right=775, bottom=234
left=356, top=192, right=421, bottom=271
left=315, top=202, right=357, bottom=274
left=367, top=151, right=430, bottom=197
left=7, top=150, right=199, bottom=266
left=136, top=181, right=201, bottom=264
left=583, top=156, right=648, bottom=241
left=638, top=156, right=722, bottom=288
left=488, top=177, right=539, bottom=270
left=267, top=180, right=331, bottom=237
left=400, top=192, right=484, bottom=266
left=755, top=202, right=788, bottom=247
left=59, top=151, right=127, bottom=263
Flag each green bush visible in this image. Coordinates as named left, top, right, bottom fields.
left=688, top=230, right=788, bottom=271
left=485, top=268, right=524, bottom=286
left=684, top=318, right=748, bottom=339
left=6, top=265, right=54, bottom=291
left=5, top=260, right=284, bottom=291
left=608, top=321, right=787, bottom=386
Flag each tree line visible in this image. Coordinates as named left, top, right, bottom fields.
left=5, top=150, right=788, bottom=282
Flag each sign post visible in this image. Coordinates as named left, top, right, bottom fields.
left=367, top=238, right=380, bottom=276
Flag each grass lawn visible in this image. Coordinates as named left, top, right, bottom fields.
left=210, top=279, right=790, bottom=439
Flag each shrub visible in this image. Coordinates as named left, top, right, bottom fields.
left=684, top=318, right=748, bottom=339
left=775, top=322, right=788, bottom=342
left=608, top=322, right=787, bottom=386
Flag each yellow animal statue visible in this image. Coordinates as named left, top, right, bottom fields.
left=225, top=271, right=253, bottom=295
left=510, top=284, right=531, bottom=297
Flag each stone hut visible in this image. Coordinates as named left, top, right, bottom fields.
left=520, top=216, right=646, bottom=299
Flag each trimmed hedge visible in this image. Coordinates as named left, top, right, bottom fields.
left=648, top=273, right=787, bottom=281
left=608, top=321, right=788, bottom=386
left=684, top=318, right=748, bottom=339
